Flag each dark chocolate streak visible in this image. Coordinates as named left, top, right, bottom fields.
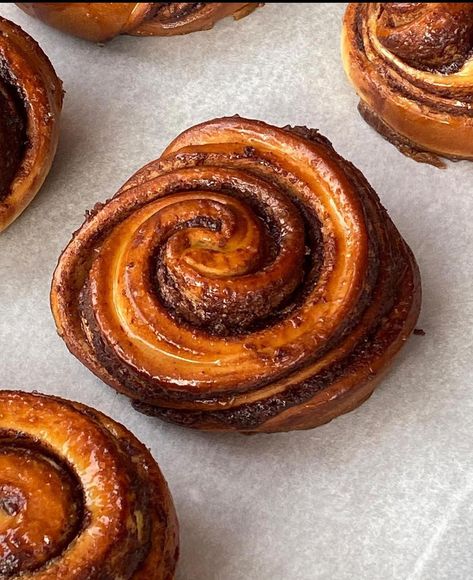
left=354, top=4, right=365, bottom=52
left=383, top=72, right=473, bottom=114
left=0, top=62, right=27, bottom=203
left=150, top=3, right=205, bottom=24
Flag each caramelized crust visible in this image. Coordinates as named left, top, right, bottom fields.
left=16, top=3, right=262, bottom=42
left=342, top=3, right=473, bottom=165
left=51, top=116, right=421, bottom=434
left=0, top=17, right=62, bottom=232
left=0, top=391, right=179, bottom=579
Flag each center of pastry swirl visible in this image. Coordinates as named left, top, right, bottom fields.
left=117, top=188, right=306, bottom=334
left=0, top=440, right=83, bottom=577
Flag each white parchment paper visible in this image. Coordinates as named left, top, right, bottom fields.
left=1, top=4, right=472, bottom=579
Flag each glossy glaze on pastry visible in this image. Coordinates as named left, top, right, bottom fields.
left=51, top=116, right=421, bottom=434
left=0, top=390, right=178, bottom=579
left=342, top=3, right=473, bottom=166
left=16, top=3, right=262, bottom=42
left=0, top=17, right=62, bottom=233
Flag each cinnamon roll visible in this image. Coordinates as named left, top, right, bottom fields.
left=342, top=3, right=473, bottom=166
left=0, top=17, right=62, bottom=232
left=16, top=3, right=262, bottom=42
left=51, top=116, right=421, bottom=434
left=0, top=390, right=179, bottom=579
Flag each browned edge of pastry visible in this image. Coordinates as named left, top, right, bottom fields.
left=357, top=101, right=447, bottom=168
left=0, top=16, right=62, bottom=232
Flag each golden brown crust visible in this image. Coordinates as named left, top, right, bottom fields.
left=0, top=17, right=62, bottom=233
left=51, top=116, right=421, bottom=434
left=0, top=390, right=179, bottom=579
left=16, top=3, right=262, bottom=42
left=342, top=3, right=473, bottom=165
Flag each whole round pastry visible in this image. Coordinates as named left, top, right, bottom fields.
left=16, top=3, right=262, bottom=42
left=0, top=17, right=62, bottom=232
left=342, top=3, right=473, bottom=166
left=51, top=116, right=421, bottom=434
left=0, top=390, right=179, bottom=579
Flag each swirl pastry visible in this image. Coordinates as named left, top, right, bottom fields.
left=51, top=116, right=421, bottom=434
left=342, top=3, right=473, bottom=166
left=16, top=3, right=262, bottom=42
left=0, top=390, right=178, bottom=579
left=0, top=17, right=62, bottom=233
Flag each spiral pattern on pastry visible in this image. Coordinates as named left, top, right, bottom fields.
left=0, top=390, right=178, bottom=579
left=0, top=17, right=62, bottom=232
left=342, top=3, right=473, bottom=166
left=51, top=116, right=421, bottom=434
left=16, top=3, right=262, bottom=42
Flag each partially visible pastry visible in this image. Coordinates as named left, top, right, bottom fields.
left=0, top=390, right=179, bottom=579
left=16, top=3, right=262, bottom=42
left=51, top=116, right=421, bottom=434
left=342, top=3, right=473, bottom=166
left=0, top=17, right=62, bottom=232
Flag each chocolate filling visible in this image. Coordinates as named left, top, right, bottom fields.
left=151, top=3, right=206, bottom=23
left=0, top=63, right=27, bottom=203
left=152, top=185, right=317, bottom=336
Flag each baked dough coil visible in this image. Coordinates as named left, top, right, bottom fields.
left=16, top=3, right=262, bottom=42
left=0, top=391, right=178, bottom=579
left=51, top=116, right=421, bottom=433
left=342, top=3, right=473, bottom=166
left=0, top=16, right=62, bottom=232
